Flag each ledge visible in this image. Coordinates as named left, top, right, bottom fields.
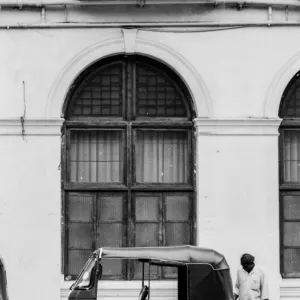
left=61, top=280, right=177, bottom=300
left=194, top=118, right=282, bottom=136
left=280, top=279, right=300, bottom=299
left=0, top=118, right=64, bottom=136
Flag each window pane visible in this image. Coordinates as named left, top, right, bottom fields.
left=68, top=194, right=93, bottom=222
left=98, top=196, right=123, bottom=221
left=97, top=224, right=123, bottom=247
left=68, top=223, right=93, bottom=249
left=136, top=131, right=189, bottom=183
left=71, top=64, right=123, bottom=117
left=135, top=224, right=159, bottom=246
left=280, top=75, right=300, bottom=118
left=70, top=130, right=123, bottom=183
left=283, top=131, right=300, bottom=182
left=283, top=249, right=300, bottom=273
left=283, top=194, right=300, bottom=220
left=101, top=259, right=123, bottom=278
left=96, top=195, right=124, bottom=247
left=283, top=222, right=300, bottom=246
left=135, top=195, right=159, bottom=246
left=166, top=195, right=189, bottom=221
left=134, top=195, right=160, bottom=279
left=135, top=196, right=159, bottom=221
left=166, top=223, right=190, bottom=245
left=67, top=249, right=92, bottom=276
left=133, top=261, right=160, bottom=280
left=136, top=65, right=187, bottom=117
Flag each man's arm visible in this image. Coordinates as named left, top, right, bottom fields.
left=260, top=269, right=269, bottom=300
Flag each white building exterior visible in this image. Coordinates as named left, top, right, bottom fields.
left=0, top=2, right=299, bottom=300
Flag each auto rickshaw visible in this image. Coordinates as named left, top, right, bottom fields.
left=68, top=245, right=234, bottom=300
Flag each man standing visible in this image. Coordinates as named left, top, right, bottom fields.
left=234, top=253, right=269, bottom=300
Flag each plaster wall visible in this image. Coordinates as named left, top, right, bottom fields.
left=0, top=23, right=299, bottom=300
left=0, top=132, right=61, bottom=300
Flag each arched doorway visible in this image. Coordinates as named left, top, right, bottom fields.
left=279, top=71, right=300, bottom=278
left=62, top=55, right=196, bottom=280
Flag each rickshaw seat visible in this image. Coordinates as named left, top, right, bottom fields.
left=138, top=285, right=149, bottom=300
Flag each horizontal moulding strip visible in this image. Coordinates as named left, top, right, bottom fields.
left=2, top=22, right=300, bottom=29
left=0, top=0, right=299, bottom=8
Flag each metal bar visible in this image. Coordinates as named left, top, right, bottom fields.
left=0, top=0, right=300, bottom=8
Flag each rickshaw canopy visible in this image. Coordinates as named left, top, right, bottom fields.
left=93, top=245, right=229, bottom=270
left=76, top=245, right=235, bottom=300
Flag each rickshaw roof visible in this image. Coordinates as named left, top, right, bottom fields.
left=93, top=245, right=229, bottom=270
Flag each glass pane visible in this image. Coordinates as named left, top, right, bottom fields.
left=166, top=223, right=190, bottom=245
left=101, top=259, right=123, bottom=278
left=136, top=131, right=189, bottom=183
left=96, top=224, right=123, bottom=247
left=283, top=248, right=300, bottom=273
left=135, top=224, right=159, bottom=246
left=283, top=194, right=300, bottom=220
left=68, top=194, right=93, bottom=222
left=67, top=249, right=92, bottom=276
left=98, top=196, right=123, bottom=221
left=135, top=196, right=159, bottom=221
left=71, top=64, right=123, bottom=117
left=283, top=131, right=300, bottom=182
left=68, top=223, right=93, bottom=249
left=281, top=75, right=300, bottom=118
left=70, top=130, right=123, bottom=183
left=284, top=222, right=300, bottom=246
left=133, top=261, right=160, bottom=279
left=166, top=195, right=189, bottom=221
left=136, top=65, right=187, bottom=117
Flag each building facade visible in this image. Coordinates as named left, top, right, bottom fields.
left=0, top=1, right=299, bottom=300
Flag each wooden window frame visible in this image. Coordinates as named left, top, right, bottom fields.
left=62, top=56, right=196, bottom=280
left=279, top=120, right=300, bottom=278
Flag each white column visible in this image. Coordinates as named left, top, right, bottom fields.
left=0, top=118, right=63, bottom=300
left=194, top=117, right=282, bottom=300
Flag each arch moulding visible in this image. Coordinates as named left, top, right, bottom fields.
left=46, top=35, right=211, bottom=119
left=265, top=51, right=300, bottom=117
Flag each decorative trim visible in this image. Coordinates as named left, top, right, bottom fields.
left=280, top=279, right=300, bottom=299
left=122, top=29, right=138, bottom=55
left=265, top=51, right=300, bottom=118
left=0, top=118, right=64, bottom=136
left=194, top=118, right=282, bottom=136
left=47, top=34, right=210, bottom=118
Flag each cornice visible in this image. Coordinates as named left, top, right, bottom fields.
left=194, top=118, right=282, bottom=136
left=0, top=118, right=64, bottom=136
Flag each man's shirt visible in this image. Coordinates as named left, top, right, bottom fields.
left=234, top=266, right=269, bottom=300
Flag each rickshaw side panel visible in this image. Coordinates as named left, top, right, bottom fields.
left=187, top=265, right=234, bottom=300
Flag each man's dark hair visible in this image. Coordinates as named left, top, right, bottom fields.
left=240, top=253, right=255, bottom=265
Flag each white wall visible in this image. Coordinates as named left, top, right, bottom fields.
left=0, top=123, right=62, bottom=300
left=0, top=23, right=299, bottom=300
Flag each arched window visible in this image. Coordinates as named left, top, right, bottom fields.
left=62, top=55, right=196, bottom=280
left=279, top=71, right=300, bottom=278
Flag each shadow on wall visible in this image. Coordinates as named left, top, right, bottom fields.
left=0, top=257, right=8, bottom=300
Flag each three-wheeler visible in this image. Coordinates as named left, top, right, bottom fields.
left=68, top=245, right=234, bottom=300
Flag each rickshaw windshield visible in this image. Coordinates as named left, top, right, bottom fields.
left=70, top=257, right=97, bottom=291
